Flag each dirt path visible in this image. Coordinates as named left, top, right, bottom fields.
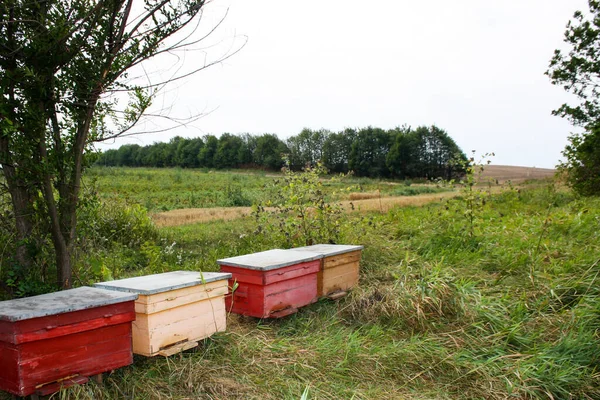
left=151, top=191, right=461, bottom=227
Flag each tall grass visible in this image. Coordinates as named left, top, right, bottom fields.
left=2, top=184, right=599, bottom=399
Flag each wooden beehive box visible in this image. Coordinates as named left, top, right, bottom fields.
left=217, top=249, right=322, bottom=318
left=0, top=287, right=137, bottom=397
left=94, top=271, right=231, bottom=357
left=293, top=244, right=363, bottom=298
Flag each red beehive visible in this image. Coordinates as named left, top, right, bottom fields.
left=217, top=249, right=323, bottom=318
left=0, top=287, right=137, bottom=397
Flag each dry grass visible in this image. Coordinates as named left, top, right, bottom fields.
left=479, top=165, right=555, bottom=183
left=152, top=192, right=460, bottom=227
left=151, top=165, right=556, bottom=227
left=348, top=191, right=381, bottom=201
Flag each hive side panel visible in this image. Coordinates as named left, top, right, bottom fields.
left=264, top=274, right=318, bottom=316
left=321, top=261, right=360, bottom=295
left=139, top=298, right=227, bottom=355
left=17, top=323, right=133, bottom=395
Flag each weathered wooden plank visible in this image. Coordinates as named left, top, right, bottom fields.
left=20, top=329, right=131, bottom=381
left=139, top=299, right=225, bottom=332
left=135, top=281, right=228, bottom=314
left=158, top=340, right=199, bottom=357
left=322, top=269, right=359, bottom=293
left=323, top=251, right=362, bottom=269
left=14, top=311, right=135, bottom=345
left=263, top=261, right=320, bottom=285
left=0, top=302, right=134, bottom=345
left=321, top=261, right=360, bottom=296
left=18, top=323, right=130, bottom=361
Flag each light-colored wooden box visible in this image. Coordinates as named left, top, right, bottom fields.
left=294, top=244, right=363, bottom=297
left=0, top=287, right=137, bottom=397
left=217, top=249, right=322, bottom=318
left=95, top=271, right=231, bottom=357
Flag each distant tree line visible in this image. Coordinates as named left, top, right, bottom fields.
left=96, top=125, right=467, bottom=180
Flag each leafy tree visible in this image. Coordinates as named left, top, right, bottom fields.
left=323, top=128, right=356, bottom=173
left=387, top=126, right=420, bottom=179
left=547, top=1, right=600, bottom=195
left=198, top=135, right=218, bottom=168
left=0, top=0, right=241, bottom=289
left=254, top=134, right=289, bottom=170
left=287, top=128, right=330, bottom=170
left=349, top=127, right=393, bottom=177
left=215, top=133, right=244, bottom=169
left=561, top=127, right=600, bottom=195
left=237, top=133, right=256, bottom=166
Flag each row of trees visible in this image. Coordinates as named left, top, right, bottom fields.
left=97, top=125, right=468, bottom=180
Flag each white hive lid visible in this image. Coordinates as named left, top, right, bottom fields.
left=293, top=244, right=364, bottom=257
left=0, top=286, right=138, bottom=322
left=217, top=249, right=323, bottom=271
left=93, top=271, right=232, bottom=295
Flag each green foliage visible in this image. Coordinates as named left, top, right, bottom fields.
left=0, top=0, right=225, bottom=288
left=547, top=0, right=600, bottom=128
left=97, top=124, right=467, bottom=180
left=559, top=126, right=600, bottom=196
left=252, top=159, right=347, bottom=248
left=547, top=1, right=600, bottom=195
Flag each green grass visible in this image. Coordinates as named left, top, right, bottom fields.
left=2, top=183, right=599, bottom=399
left=86, top=167, right=449, bottom=212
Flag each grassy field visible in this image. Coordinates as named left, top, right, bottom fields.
left=5, top=166, right=595, bottom=400
left=86, top=167, right=452, bottom=213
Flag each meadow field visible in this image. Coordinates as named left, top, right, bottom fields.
left=3, top=166, right=599, bottom=400
left=86, top=166, right=450, bottom=213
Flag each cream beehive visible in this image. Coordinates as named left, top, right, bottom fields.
left=95, top=271, right=230, bottom=356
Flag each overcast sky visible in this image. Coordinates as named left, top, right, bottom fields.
left=101, top=0, right=590, bottom=169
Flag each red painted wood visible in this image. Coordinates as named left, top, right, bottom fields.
left=221, top=260, right=320, bottom=318
left=0, top=302, right=134, bottom=344
left=0, top=302, right=135, bottom=397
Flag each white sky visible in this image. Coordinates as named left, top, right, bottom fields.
left=101, top=0, right=589, bottom=169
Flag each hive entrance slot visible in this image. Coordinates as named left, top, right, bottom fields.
left=269, top=306, right=298, bottom=318
left=158, top=338, right=198, bottom=357
left=33, top=375, right=89, bottom=397
left=327, top=291, right=348, bottom=300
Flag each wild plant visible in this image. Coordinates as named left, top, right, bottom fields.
left=445, top=151, right=495, bottom=240
left=252, top=158, right=348, bottom=248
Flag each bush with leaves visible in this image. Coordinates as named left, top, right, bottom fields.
left=252, top=159, right=348, bottom=248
